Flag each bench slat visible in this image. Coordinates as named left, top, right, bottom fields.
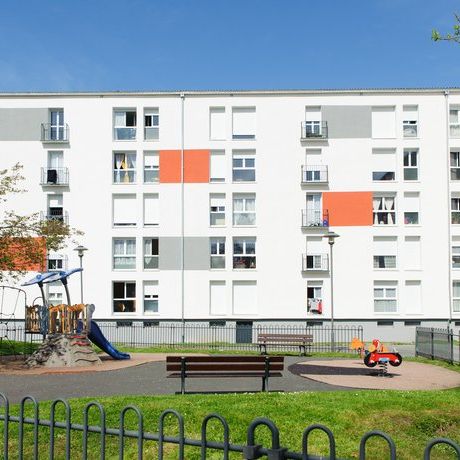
left=166, top=355, right=283, bottom=363
left=167, top=372, right=283, bottom=378
left=166, top=363, right=284, bottom=372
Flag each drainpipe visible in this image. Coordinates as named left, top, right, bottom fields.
left=180, top=93, right=185, bottom=343
left=445, top=90, right=453, bottom=330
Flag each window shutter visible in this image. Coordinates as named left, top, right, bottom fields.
left=113, top=195, right=137, bottom=226
left=232, top=107, right=256, bottom=138
left=210, top=108, right=226, bottom=140
left=144, top=194, right=159, bottom=225
left=210, top=151, right=226, bottom=181
left=210, top=281, right=226, bottom=315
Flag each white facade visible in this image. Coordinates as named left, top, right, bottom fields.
left=1, top=89, right=460, bottom=338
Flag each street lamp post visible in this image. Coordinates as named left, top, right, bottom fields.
left=323, top=231, right=340, bottom=352
left=73, top=245, right=88, bottom=303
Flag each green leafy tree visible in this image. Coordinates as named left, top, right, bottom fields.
left=432, top=13, right=460, bottom=43
left=0, top=163, right=82, bottom=282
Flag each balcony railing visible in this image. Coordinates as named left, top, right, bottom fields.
left=302, top=209, right=329, bottom=228
left=302, top=253, right=329, bottom=271
left=40, top=167, right=69, bottom=186
left=301, top=165, right=328, bottom=184
left=41, top=123, right=69, bottom=142
left=301, top=121, right=328, bottom=140
left=40, top=210, right=69, bottom=225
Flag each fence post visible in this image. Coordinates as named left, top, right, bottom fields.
left=449, top=329, right=454, bottom=365
left=430, top=328, right=434, bottom=360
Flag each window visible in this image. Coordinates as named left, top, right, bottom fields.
left=374, top=282, right=397, bottom=313
left=47, top=194, right=64, bottom=221
left=232, top=107, right=255, bottom=139
left=113, top=281, right=136, bottom=313
left=49, top=109, right=65, bottom=141
left=210, top=194, right=225, bottom=226
left=46, top=151, right=67, bottom=185
left=113, top=239, right=136, bottom=270
left=233, top=194, right=256, bottom=226
left=47, top=254, right=66, bottom=271
left=453, top=246, right=460, bottom=269
left=210, top=107, right=226, bottom=140
left=113, top=194, right=137, bottom=227
left=144, top=108, right=159, bottom=140
left=373, top=195, right=396, bottom=225
left=304, top=194, right=326, bottom=227
left=232, top=151, right=255, bottom=182
left=452, top=197, right=460, bottom=225
left=48, top=291, right=63, bottom=306
left=373, top=237, right=397, bottom=269
left=307, top=283, right=323, bottom=314
left=144, top=152, right=159, bottom=183
left=372, top=148, right=396, bottom=181
left=113, top=152, right=136, bottom=183
left=403, top=105, right=418, bottom=137
left=233, top=237, right=256, bottom=269
left=404, top=236, right=421, bottom=270
left=403, top=192, right=420, bottom=225
left=144, top=238, right=159, bottom=269
left=144, top=194, right=159, bottom=226
left=450, top=151, right=460, bottom=180
left=210, top=281, right=226, bottom=315
left=304, top=255, right=328, bottom=270
left=403, top=149, right=418, bottom=181
left=450, top=107, right=460, bottom=137
left=371, top=106, right=396, bottom=138
left=210, top=150, right=226, bottom=183
left=303, top=106, right=323, bottom=137
left=210, top=237, right=225, bottom=269
left=114, top=110, right=137, bottom=140
left=232, top=281, right=257, bottom=314
left=144, top=281, right=158, bottom=313
left=453, top=281, right=460, bottom=312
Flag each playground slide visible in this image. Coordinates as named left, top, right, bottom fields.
left=88, top=320, right=131, bottom=360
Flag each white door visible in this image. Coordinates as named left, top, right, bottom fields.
left=306, top=194, right=321, bottom=225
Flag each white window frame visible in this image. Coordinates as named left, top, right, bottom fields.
left=113, top=281, right=136, bottom=313
left=452, top=197, right=460, bottom=225
left=48, top=292, right=64, bottom=307
left=113, top=238, right=136, bottom=270
left=373, top=195, right=396, bottom=226
left=233, top=194, right=256, bottom=226
left=210, top=195, right=225, bottom=226
left=402, top=106, right=418, bottom=138
left=403, top=149, right=418, bottom=181
left=373, top=255, right=397, bottom=269
left=453, top=281, right=460, bottom=312
left=307, top=285, right=323, bottom=314
left=232, top=152, right=255, bottom=182
left=113, top=109, right=137, bottom=140
left=232, top=107, right=256, bottom=140
left=144, top=152, right=159, bottom=183
left=144, top=108, right=159, bottom=141
left=452, top=246, right=460, bottom=269
left=374, top=284, right=397, bottom=313
left=47, top=254, right=66, bottom=271
left=143, top=237, right=159, bottom=270
left=209, top=150, right=226, bottom=183
left=113, top=152, right=136, bottom=184
left=233, top=237, right=256, bottom=269
left=450, top=151, right=460, bottom=181
left=144, top=281, right=159, bottom=314
left=450, top=108, right=460, bottom=138
left=210, top=237, right=226, bottom=269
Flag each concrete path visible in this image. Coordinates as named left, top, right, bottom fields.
left=0, top=356, right=353, bottom=404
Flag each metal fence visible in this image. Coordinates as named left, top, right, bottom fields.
left=415, top=327, right=460, bottom=364
left=92, top=322, right=363, bottom=353
left=0, top=394, right=458, bottom=459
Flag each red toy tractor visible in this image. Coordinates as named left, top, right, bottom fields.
left=350, top=338, right=402, bottom=367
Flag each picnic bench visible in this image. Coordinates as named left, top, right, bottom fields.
left=257, top=333, right=313, bottom=356
left=166, top=355, right=284, bottom=394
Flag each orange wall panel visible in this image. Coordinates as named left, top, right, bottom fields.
left=323, top=192, right=373, bottom=226
left=184, top=149, right=209, bottom=183
left=159, top=150, right=181, bottom=183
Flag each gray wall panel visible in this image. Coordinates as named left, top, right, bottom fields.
left=159, top=237, right=210, bottom=270
left=0, top=108, right=48, bottom=141
left=322, top=106, right=371, bottom=138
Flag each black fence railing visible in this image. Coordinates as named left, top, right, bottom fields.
left=301, top=121, right=328, bottom=139
left=415, top=327, right=460, bottom=364
left=40, top=167, right=69, bottom=186
left=301, top=209, right=329, bottom=228
left=0, top=394, right=458, bottom=459
left=88, top=323, right=362, bottom=353
left=41, top=123, right=69, bottom=142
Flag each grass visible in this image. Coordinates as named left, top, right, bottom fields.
left=0, top=339, right=38, bottom=356
left=3, top=390, right=460, bottom=459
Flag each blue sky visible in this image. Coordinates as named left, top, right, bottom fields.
left=0, top=0, right=459, bottom=91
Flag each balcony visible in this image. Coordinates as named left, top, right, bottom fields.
left=40, top=167, right=69, bottom=186
left=301, top=165, right=328, bottom=184
left=302, top=253, right=329, bottom=271
left=302, top=209, right=329, bottom=228
left=41, top=123, right=69, bottom=143
left=40, top=210, right=69, bottom=225
left=301, top=121, right=328, bottom=140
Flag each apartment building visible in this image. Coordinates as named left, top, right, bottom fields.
left=1, top=88, right=460, bottom=340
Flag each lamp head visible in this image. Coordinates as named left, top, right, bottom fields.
left=323, top=231, right=340, bottom=245
left=73, top=245, right=88, bottom=257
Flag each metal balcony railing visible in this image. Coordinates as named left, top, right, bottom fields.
left=40, top=210, right=69, bottom=225
left=302, top=253, right=329, bottom=271
left=301, top=165, right=328, bottom=183
left=301, top=121, right=328, bottom=139
left=41, top=123, right=69, bottom=142
left=40, top=167, right=69, bottom=186
left=301, top=209, right=329, bottom=228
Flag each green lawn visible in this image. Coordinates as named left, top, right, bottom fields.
left=3, top=389, right=460, bottom=459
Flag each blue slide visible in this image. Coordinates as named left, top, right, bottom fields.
left=88, top=320, right=130, bottom=360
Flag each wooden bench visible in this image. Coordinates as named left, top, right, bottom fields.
left=257, top=333, right=313, bottom=356
left=166, top=355, right=284, bottom=394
